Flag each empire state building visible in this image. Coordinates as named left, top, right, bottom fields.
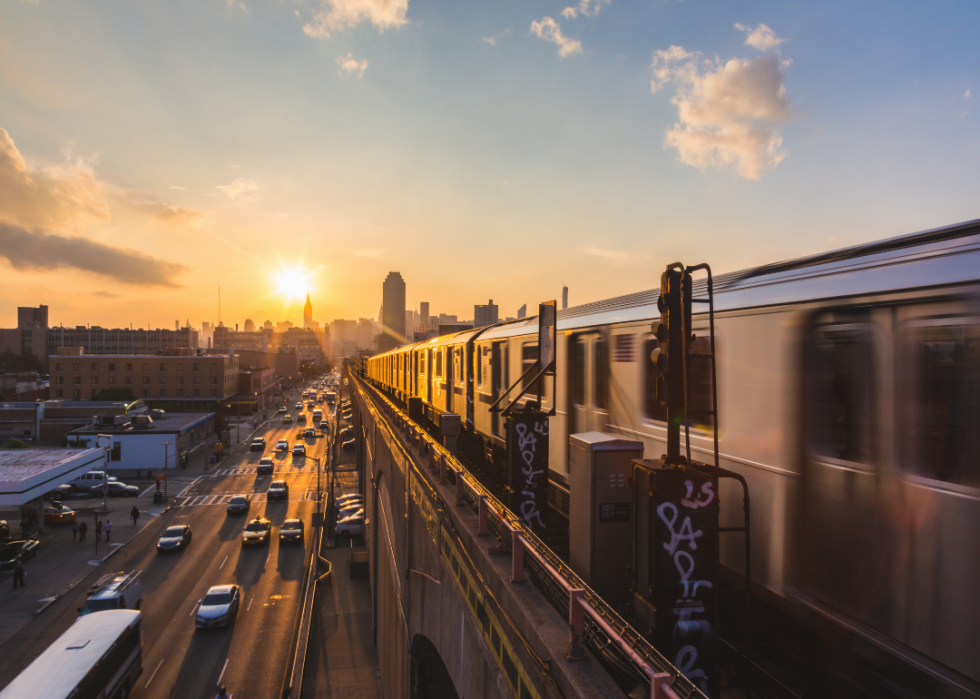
left=303, top=294, right=313, bottom=329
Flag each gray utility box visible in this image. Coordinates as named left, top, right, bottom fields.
left=569, top=432, right=644, bottom=614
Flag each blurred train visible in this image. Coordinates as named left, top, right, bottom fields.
left=365, top=218, right=980, bottom=697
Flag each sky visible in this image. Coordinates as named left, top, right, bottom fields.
left=0, top=0, right=978, bottom=330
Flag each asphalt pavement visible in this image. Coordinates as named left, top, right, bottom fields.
left=0, top=389, right=331, bottom=699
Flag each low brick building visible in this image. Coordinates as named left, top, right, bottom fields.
left=238, top=367, right=277, bottom=411
left=49, top=348, right=239, bottom=402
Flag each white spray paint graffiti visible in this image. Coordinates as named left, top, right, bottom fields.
left=515, top=420, right=547, bottom=530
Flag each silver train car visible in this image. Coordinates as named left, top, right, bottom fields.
left=366, top=218, right=980, bottom=695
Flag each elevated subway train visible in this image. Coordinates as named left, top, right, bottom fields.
left=365, top=218, right=980, bottom=696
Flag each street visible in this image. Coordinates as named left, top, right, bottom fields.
left=0, top=400, right=328, bottom=699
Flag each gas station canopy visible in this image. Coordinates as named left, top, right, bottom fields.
left=0, top=448, right=104, bottom=507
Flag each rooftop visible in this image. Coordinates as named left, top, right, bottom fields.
left=71, top=411, right=213, bottom=435
left=0, top=448, right=102, bottom=480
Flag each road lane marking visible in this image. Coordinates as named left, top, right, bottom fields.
left=219, top=555, right=229, bottom=569
left=144, top=659, right=164, bottom=688
left=247, top=596, right=254, bottom=611
left=218, top=658, right=230, bottom=685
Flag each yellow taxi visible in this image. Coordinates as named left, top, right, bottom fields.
left=43, top=503, right=76, bottom=524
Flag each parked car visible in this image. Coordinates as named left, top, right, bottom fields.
left=335, top=513, right=363, bottom=538
left=196, top=584, right=240, bottom=628
left=339, top=427, right=354, bottom=440
left=279, top=519, right=304, bottom=544
left=45, top=484, right=74, bottom=500
left=334, top=493, right=363, bottom=509
left=257, top=457, right=274, bottom=475
left=337, top=505, right=364, bottom=520
left=67, top=471, right=117, bottom=494
left=276, top=439, right=289, bottom=451
left=90, top=482, right=140, bottom=498
left=249, top=437, right=266, bottom=452
left=43, top=503, right=76, bottom=524
left=0, top=539, right=40, bottom=568
left=226, top=495, right=251, bottom=515
left=292, top=443, right=305, bottom=456
left=241, top=518, right=272, bottom=545
left=267, top=480, right=289, bottom=501
left=157, top=525, right=192, bottom=552
left=341, top=438, right=355, bottom=451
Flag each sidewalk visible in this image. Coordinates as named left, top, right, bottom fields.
left=301, top=543, right=381, bottom=699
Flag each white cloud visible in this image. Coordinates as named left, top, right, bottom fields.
left=482, top=28, right=512, bottom=46
left=336, top=52, right=368, bottom=77
left=217, top=178, right=258, bottom=201
left=561, top=0, right=610, bottom=20
left=530, top=17, right=582, bottom=58
left=734, top=23, right=786, bottom=52
left=650, top=38, right=794, bottom=180
left=303, top=0, right=409, bottom=38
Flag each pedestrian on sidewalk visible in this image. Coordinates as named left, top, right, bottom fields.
left=13, top=558, right=25, bottom=589
left=78, top=521, right=88, bottom=541
left=104, top=519, right=112, bottom=543
left=95, top=520, right=103, bottom=542
left=71, top=521, right=78, bottom=540
left=131, top=506, right=140, bottom=526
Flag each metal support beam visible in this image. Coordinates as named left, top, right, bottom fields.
left=511, top=529, right=524, bottom=583
left=569, top=589, right=586, bottom=661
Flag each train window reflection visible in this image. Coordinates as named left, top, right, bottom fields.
left=905, top=323, right=980, bottom=487
left=521, top=343, right=542, bottom=398
left=570, top=339, right=586, bottom=407
left=435, top=349, right=443, bottom=379
left=595, top=337, right=609, bottom=411
left=808, top=320, right=873, bottom=464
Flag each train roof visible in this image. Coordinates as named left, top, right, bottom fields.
left=370, top=217, right=980, bottom=354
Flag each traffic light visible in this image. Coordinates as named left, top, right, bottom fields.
left=651, top=265, right=693, bottom=462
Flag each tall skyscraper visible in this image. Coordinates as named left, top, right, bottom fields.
left=381, top=272, right=406, bottom=350
left=420, top=302, right=429, bottom=328
left=517, top=304, right=527, bottom=319
left=244, top=319, right=255, bottom=332
left=474, top=300, right=499, bottom=327
left=562, top=286, right=568, bottom=310
left=303, top=295, right=313, bottom=329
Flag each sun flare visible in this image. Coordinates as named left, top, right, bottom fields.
left=272, top=264, right=315, bottom=303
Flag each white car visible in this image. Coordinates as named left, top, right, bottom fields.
left=292, top=443, right=305, bottom=456
left=67, top=471, right=117, bottom=494
left=337, top=505, right=364, bottom=520
left=196, top=584, right=240, bottom=628
left=335, top=513, right=363, bottom=538
left=276, top=439, right=289, bottom=451
left=335, top=493, right=363, bottom=508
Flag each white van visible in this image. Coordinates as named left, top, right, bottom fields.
left=79, top=571, right=142, bottom=615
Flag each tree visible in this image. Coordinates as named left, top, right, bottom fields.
left=0, top=350, right=44, bottom=374
left=92, top=386, right=138, bottom=402
left=2, top=438, right=30, bottom=449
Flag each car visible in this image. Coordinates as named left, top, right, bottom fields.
left=335, top=513, right=363, bottom=538
left=157, top=525, right=192, bottom=552
left=307, top=401, right=315, bottom=409
left=319, top=420, right=329, bottom=431
left=337, top=505, right=364, bottom=520
left=196, top=584, right=240, bottom=628
left=341, top=438, right=355, bottom=451
left=241, top=517, right=272, bottom=545
left=334, top=499, right=363, bottom=515
left=249, top=437, right=266, bottom=452
left=90, top=481, right=140, bottom=498
left=257, top=457, right=274, bottom=475
left=297, top=414, right=307, bottom=424
left=43, top=503, right=76, bottom=524
left=335, top=493, right=364, bottom=508
left=282, top=415, right=292, bottom=424
left=226, top=495, right=251, bottom=515
left=67, top=471, right=117, bottom=494
left=279, top=519, right=304, bottom=543
left=292, top=443, right=306, bottom=456
left=304, top=427, right=315, bottom=438
left=0, top=539, right=40, bottom=568
left=294, top=402, right=303, bottom=410
left=45, top=484, right=74, bottom=500
left=276, top=439, right=289, bottom=451
left=339, top=426, right=354, bottom=440
left=277, top=407, right=287, bottom=413
left=268, top=480, right=289, bottom=500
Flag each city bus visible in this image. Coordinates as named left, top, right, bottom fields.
left=0, top=609, right=142, bottom=699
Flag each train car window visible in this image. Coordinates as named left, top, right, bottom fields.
left=808, top=318, right=873, bottom=464
left=595, top=337, right=609, bottom=410
left=435, top=349, right=443, bottom=379
left=476, top=345, right=484, bottom=387
left=904, top=321, right=980, bottom=487
left=521, top=343, right=542, bottom=397
left=570, top=339, right=586, bottom=407
left=643, top=337, right=668, bottom=422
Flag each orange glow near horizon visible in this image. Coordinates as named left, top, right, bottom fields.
left=272, top=264, right=315, bottom=304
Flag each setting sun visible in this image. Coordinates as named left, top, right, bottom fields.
left=272, top=264, right=314, bottom=303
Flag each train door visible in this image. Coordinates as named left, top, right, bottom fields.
left=798, top=309, right=887, bottom=626
left=491, top=341, right=508, bottom=437
left=443, top=348, right=453, bottom=412
left=567, top=332, right=609, bottom=435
